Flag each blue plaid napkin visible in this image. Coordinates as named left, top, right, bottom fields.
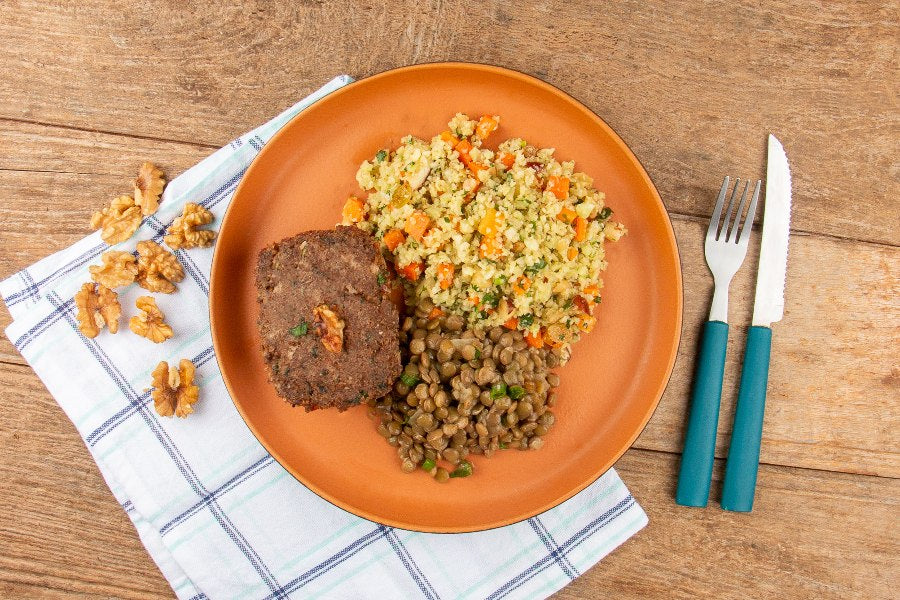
left=2, top=76, right=647, bottom=600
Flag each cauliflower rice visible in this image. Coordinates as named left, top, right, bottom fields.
left=343, top=113, right=625, bottom=353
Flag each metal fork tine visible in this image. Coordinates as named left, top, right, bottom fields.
left=718, top=178, right=741, bottom=240
left=738, top=180, right=762, bottom=244
left=707, top=176, right=730, bottom=240
left=727, top=181, right=750, bottom=242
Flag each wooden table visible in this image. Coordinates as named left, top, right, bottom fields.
left=1, top=1, right=897, bottom=598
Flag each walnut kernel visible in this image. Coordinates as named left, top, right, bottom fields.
left=74, top=282, right=121, bottom=338
left=90, top=195, right=142, bottom=245
left=151, top=359, right=199, bottom=418
left=89, top=251, right=138, bottom=289
left=134, top=162, right=166, bottom=216
left=313, top=304, right=345, bottom=353
left=164, top=203, right=215, bottom=249
left=129, top=296, right=173, bottom=343
left=136, top=240, right=184, bottom=294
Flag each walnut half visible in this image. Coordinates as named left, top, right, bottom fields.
left=151, top=359, right=199, bottom=418
left=134, top=162, right=166, bottom=216
left=89, top=250, right=138, bottom=289
left=136, top=240, right=184, bottom=294
left=164, top=203, right=215, bottom=249
left=74, top=282, right=121, bottom=338
left=129, top=296, right=173, bottom=343
left=90, top=195, right=142, bottom=245
left=313, top=304, right=345, bottom=353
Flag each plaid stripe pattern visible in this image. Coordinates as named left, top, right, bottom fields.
left=2, top=76, right=647, bottom=599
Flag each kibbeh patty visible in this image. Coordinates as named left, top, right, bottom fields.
left=256, top=226, right=401, bottom=410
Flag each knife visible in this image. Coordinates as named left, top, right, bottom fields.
left=721, top=135, right=792, bottom=512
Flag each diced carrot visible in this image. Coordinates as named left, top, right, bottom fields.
left=436, top=263, right=455, bottom=290
left=479, top=234, right=504, bottom=259
left=577, top=315, right=596, bottom=332
left=498, top=152, right=515, bottom=169
left=583, top=284, right=600, bottom=297
left=475, top=115, right=499, bottom=140
left=557, top=207, right=577, bottom=223
left=404, top=211, right=431, bottom=242
left=573, top=295, right=592, bottom=315
left=428, top=306, right=444, bottom=319
left=546, top=175, right=570, bottom=200
left=573, top=216, right=587, bottom=242
left=341, top=196, right=366, bottom=223
left=399, top=262, right=424, bottom=281
left=524, top=330, right=544, bottom=348
left=468, top=295, right=480, bottom=306
left=503, top=317, right=519, bottom=330
left=455, top=139, right=487, bottom=179
left=382, top=229, right=406, bottom=251
left=513, top=276, right=531, bottom=295
left=477, top=208, right=504, bottom=236
left=440, top=130, right=460, bottom=146
left=567, top=247, right=578, bottom=260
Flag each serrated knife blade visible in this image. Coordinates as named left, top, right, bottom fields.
left=752, top=135, right=792, bottom=327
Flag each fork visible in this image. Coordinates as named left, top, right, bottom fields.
left=676, top=176, right=761, bottom=507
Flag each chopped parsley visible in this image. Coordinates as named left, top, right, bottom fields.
left=400, top=372, right=420, bottom=387
left=376, top=272, right=387, bottom=286
left=421, top=458, right=436, bottom=471
left=518, top=313, right=534, bottom=327
left=289, top=322, right=309, bottom=337
left=508, top=385, right=526, bottom=400
left=493, top=275, right=508, bottom=286
left=481, top=292, right=500, bottom=308
left=375, top=149, right=387, bottom=162
left=562, top=299, right=574, bottom=309
left=598, top=207, right=612, bottom=221
left=525, top=259, right=547, bottom=275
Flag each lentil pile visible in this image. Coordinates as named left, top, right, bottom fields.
left=365, top=298, right=566, bottom=482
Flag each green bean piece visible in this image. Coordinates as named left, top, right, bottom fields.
left=289, top=322, right=308, bottom=337
left=490, top=382, right=508, bottom=399
left=421, top=458, right=436, bottom=472
left=400, top=372, right=420, bottom=387
left=450, top=460, right=473, bottom=478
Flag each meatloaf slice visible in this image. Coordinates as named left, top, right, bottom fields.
left=255, top=226, right=401, bottom=410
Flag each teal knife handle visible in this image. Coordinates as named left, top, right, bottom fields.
left=676, top=320, right=729, bottom=507
left=721, top=326, right=772, bottom=512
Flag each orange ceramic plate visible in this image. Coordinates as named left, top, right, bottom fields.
left=210, top=63, right=682, bottom=533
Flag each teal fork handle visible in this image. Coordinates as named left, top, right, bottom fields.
left=676, top=320, right=729, bottom=507
left=721, top=326, right=772, bottom=512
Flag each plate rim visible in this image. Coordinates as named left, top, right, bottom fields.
left=209, top=61, right=683, bottom=533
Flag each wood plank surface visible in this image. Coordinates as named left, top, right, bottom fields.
left=2, top=0, right=898, bottom=597
left=0, top=0, right=897, bottom=245
left=1, top=362, right=896, bottom=599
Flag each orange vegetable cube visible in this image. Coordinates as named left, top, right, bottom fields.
left=573, top=216, right=587, bottom=242
left=498, top=152, right=515, bottom=169
left=503, top=317, right=519, bottom=330
left=404, top=211, right=431, bottom=242
left=477, top=208, right=505, bottom=236
left=546, top=175, right=570, bottom=200
left=567, top=247, right=578, bottom=260
left=557, top=207, right=577, bottom=223
left=583, top=284, right=600, bottom=297
left=428, top=306, right=444, bottom=319
left=475, top=115, right=500, bottom=139
left=399, top=262, right=424, bottom=281
left=513, top=277, right=531, bottom=295
left=440, top=130, right=460, bottom=146
left=382, top=229, right=406, bottom=252
left=436, top=263, right=455, bottom=290
left=524, top=330, right=544, bottom=348
left=341, top=196, right=366, bottom=223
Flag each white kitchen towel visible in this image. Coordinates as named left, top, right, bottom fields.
left=2, top=75, right=647, bottom=600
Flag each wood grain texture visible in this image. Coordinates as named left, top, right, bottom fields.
left=1, top=361, right=896, bottom=599
left=0, top=0, right=897, bottom=244
left=2, top=0, right=899, bottom=597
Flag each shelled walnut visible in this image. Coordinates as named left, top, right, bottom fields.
left=90, top=195, right=142, bottom=244
left=136, top=240, right=184, bottom=294
left=134, top=162, right=166, bottom=216
left=164, top=203, right=215, bottom=249
left=129, top=296, right=173, bottom=343
left=151, top=359, right=199, bottom=418
left=74, top=282, right=121, bottom=338
left=88, top=251, right=138, bottom=289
